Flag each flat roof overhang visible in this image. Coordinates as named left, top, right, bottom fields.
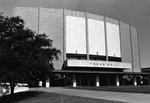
left=52, top=70, right=150, bottom=75
left=142, top=68, right=150, bottom=72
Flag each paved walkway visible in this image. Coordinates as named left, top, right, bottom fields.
left=41, top=87, right=150, bottom=103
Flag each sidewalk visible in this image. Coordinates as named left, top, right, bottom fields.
left=42, top=87, right=150, bottom=103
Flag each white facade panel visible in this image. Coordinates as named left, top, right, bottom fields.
left=67, top=60, right=131, bottom=69
left=131, top=26, right=140, bottom=72
left=107, top=23, right=121, bottom=57
left=13, top=7, right=38, bottom=33
left=88, top=19, right=106, bottom=55
left=66, top=16, right=86, bottom=54
left=39, top=8, right=64, bottom=70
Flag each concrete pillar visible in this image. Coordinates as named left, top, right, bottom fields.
left=96, top=74, right=100, bottom=87
left=133, top=75, right=137, bottom=86
left=73, top=74, right=77, bottom=87
left=46, top=78, right=50, bottom=87
left=85, top=12, right=89, bottom=60
left=116, top=75, right=120, bottom=86
left=104, top=16, right=108, bottom=61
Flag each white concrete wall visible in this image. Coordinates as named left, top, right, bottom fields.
left=120, top=22, right=132, bottom=72
left=13, top=7, right=38, bottom=33
left=131, top=26, right=141, bottom=72
left=106, top=23, right=121, bottom=57
left=39, top=8, right=64, bottom=70
left=67, top=59, right=132, bottom=69
left=88, top=19, right=106, bottom=55
left=66, top=16, right=86, bottom=54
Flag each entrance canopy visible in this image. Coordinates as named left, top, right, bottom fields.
left=53, top=70, right=150, bottom=75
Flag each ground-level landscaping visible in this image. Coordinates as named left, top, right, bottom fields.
left=0, top=91, right=124, bottom=103
left=68, top=85, right=150, bottom=94
left=2, top=86, right=150, bottom=103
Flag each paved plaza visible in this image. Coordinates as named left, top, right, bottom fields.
left=41, top=87, right=150, bottom=103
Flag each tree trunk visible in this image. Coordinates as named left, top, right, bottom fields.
left=9, top=82, right=15, bottom=102
left=10, top=84, right=15, bottom=95
left=10, top=77, right=15, bottom=96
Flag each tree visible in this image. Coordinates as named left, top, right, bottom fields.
left=0, top=13, right=60, bottom=95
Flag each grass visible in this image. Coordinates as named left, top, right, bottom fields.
left=68, top=85, right=150, bottom=94
left=0, top=91, right=125, bottom=103
left=1, top=86, right=149, bottom=103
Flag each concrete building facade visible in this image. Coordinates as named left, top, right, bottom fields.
left=14, top=7, right=145, bottom=87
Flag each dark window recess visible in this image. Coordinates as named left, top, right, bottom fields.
left=64, top=67, right=123, bottom=72
left=66, top=53, right=87, bottom=60
left=89, top=55, right=106, bottom=61
left=108, top=56, right=122, bottom=62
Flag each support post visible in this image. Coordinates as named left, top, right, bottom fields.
left=133, top=75, right=137, bottom=86
left=96, top=74, right=100, bottom=87
left=46, top=78, right=50, bottom=88
left=73, top=74, right=76, bottom=87
left=116, top=75, right=120, bottom=86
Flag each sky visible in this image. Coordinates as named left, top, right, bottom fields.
left=0, top=0, right=150, bottom=68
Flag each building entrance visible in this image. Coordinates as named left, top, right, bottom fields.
left=77, top=78, right=84, bottom=86
left=66, top=74, right=96, bottom=87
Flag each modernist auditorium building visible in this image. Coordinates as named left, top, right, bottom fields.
left=13, top=7, right=150, bottom=87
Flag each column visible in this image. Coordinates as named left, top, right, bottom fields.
left=46, top=78, right=50, bottom=87
left=96, top=74, right=100, bottom=87
left=133, top=75, right=137, bottom=86
left=85, top=12, right=89, bottom=60
left=73, top=74, right=77, bottom=87
left=104, top=16, right=108, bottom=61
left=116, top=75, right=120, bottom=86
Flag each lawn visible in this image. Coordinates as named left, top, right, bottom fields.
left=1, top=86, right=149, bottom=103
left=68, top=85, right=150, bottom=94
left=0, top=91, right=124, bottom=103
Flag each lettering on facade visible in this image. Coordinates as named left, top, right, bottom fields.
left=89, top=62, right=119, bottom=67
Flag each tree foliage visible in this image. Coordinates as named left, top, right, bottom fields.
left=0, top=13, right=60, bottom=95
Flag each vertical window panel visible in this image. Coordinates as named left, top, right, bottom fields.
left=66, top=16, right=86, bottom=54
left=88, top=19, right=106, bottom=55
left=107, top=23, right=121, bottom=57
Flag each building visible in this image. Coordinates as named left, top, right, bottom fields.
left=13, top=7, right=150, bottom=87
